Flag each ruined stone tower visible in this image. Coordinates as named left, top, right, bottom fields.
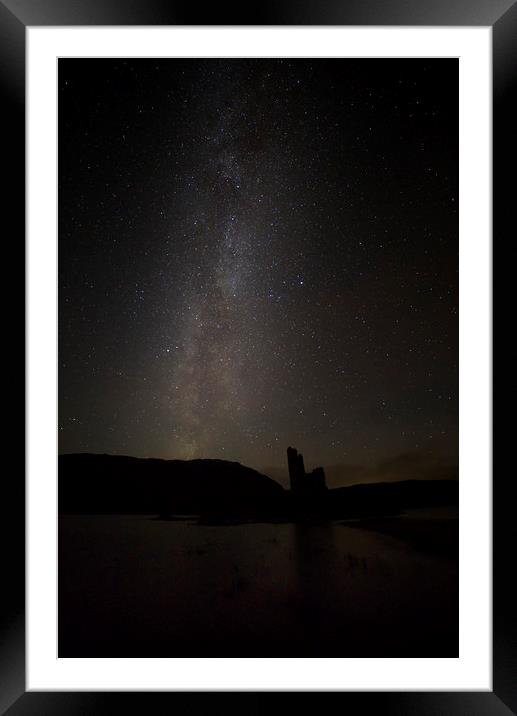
left=287, top=446, right=327, bottom=494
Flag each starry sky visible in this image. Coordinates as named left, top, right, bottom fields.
left=58, top=58, right=458, bottom=475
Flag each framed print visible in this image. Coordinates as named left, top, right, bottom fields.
left=2, top=0, right=513, bottom=713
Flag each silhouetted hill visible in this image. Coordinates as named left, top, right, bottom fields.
left=59, top=453, right=285, bottom=516
left=325, top=479, right=458, bottom=518
left=59, top=454, right=458, bottom=519
left=263, top=451, right=458, bottom=489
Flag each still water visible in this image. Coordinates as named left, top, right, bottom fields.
left=59, top=513, right=458, bottom=657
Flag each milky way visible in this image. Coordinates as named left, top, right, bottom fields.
left=59, top=59, right=458, bottom=472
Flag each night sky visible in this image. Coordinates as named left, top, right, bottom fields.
left=58, top=59, right=458, bottom=476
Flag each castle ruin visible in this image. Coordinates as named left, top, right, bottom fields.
left=287, top=446, right=327, bottom=495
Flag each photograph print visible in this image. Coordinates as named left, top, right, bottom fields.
left=58, top=58, right=459, bottom=657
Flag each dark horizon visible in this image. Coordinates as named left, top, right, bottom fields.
left=57, top=446, right=458, bottom=491
left=59, top=58, right=458, bottom=471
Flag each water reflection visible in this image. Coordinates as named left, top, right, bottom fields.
left=59, top=515, right=458, bottom=657
left=291, top=521, right=340, bottom=653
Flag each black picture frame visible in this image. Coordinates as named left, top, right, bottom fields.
left=3, top=0, right=512, bottom=713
